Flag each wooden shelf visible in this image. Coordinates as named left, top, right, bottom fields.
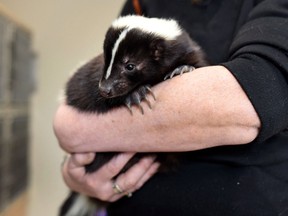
left=0, top=192, right=28, bottom=216
left=0, top=3, right=31, bottom=33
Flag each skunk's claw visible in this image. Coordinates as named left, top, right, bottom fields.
left=124, top=85, right=156, bottom=115
left=145, top=85, right=156, bottom=101
left=124, top=99, right=133, bottom=115
left=144, top=95, right=152, bottom=109
left=164, top=65, right=195, bottom=80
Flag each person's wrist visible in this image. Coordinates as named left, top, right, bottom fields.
left=53, top=103, right=80, bottom=153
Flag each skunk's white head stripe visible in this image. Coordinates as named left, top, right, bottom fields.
left=105, top=29, right=129, bottom=79
left=105, top=15, right=182, bottom=79
left=112, top=15, right=182, bottom=40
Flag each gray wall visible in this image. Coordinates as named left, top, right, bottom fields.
left=0, top=1, right=125, bottom=215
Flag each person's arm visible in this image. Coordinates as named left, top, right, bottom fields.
left=222, top=0, right=288, bottom=142
left=55, top=1, right=288, bottom=156
left=55, top=0, right=288, bottom=202
left=55, top=65, right=260, bottom=202
left=54, top=65, right=260, bottom=154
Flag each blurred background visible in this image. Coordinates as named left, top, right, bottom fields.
left=0, top=1, right=126, bottom=215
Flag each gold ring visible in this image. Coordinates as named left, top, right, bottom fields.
left=112, top=181, right=123, bottom=194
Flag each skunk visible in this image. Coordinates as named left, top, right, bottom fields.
left=60, top=15, right=209, bottom=216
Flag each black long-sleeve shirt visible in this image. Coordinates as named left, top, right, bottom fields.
left=107, top=1, right=288, bottom=215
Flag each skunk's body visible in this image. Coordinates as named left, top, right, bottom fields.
left=60, top=15, right=208, bottom=216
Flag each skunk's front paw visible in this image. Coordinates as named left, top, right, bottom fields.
left=124, top=85, right=156, bottom=115
left=164, top=65, right=195, bottom=80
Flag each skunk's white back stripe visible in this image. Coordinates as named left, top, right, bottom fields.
left=105, top=29, right=129, bottom=79
left=64, top=195, right=95, bottom=216
left=112, top=15, right=182, bottom=40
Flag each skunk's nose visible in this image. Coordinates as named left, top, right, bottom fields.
left=99, top=84, right=112, bottom=98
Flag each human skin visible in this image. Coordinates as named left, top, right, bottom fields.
left=54, top=65, right=261, bottom=201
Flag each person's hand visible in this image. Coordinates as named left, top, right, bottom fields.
left=62, top=152, right=160, bottom=202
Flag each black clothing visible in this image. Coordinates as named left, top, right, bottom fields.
left=108, top=1, right=288, bottom=215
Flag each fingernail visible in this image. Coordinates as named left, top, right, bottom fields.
left=152, top=162, right=161, bottom=172
left=149, top=154, right=157, bottom=161
left=87, top=152, right=95, bottom=161
left=74, top=152, right=95, bottom=164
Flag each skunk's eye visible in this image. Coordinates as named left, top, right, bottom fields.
left=125, top=64, right=136, bottom=71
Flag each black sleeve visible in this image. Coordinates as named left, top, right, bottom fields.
left=119, top=0, right=146, bottom=16
left=119, top=0, right=135, bottom=16
left=222, top=0, right=288, bottom=142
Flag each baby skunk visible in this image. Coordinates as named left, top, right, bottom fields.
left=60, top=15, right=209, bottom=216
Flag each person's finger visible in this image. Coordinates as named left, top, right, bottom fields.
left=69, top=152, right=95, bottom=168
left=107, top=155, right=158, bottom=201
left=63, top=153, right=96, bottom=189
left=116, top=155, right=157, bottom=190
left=110, top=161, right=160, bottom=202
left=62, top=155, right=86, bottom=189
left=134, top=161, right=160, bottom=190
left=92, top=152, right=136, bottom=181
left=83, top=152, right=136, bottom=200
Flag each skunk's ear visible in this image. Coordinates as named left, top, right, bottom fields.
left=150, top=39, right=165, bottom=61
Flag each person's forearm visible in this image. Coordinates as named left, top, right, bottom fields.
left=54, top=66, right=260, bottom=153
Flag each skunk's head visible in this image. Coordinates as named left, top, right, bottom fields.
left=99, top=15, right=183, bottom=98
